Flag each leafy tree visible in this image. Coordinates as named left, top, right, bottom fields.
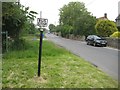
left=2, top=2, right=37, bottom=52
left=95, top=20, right=118, bottom=37
left=55, top=25, right=62, bottom=33
left=61, top=25, right=73, bottom=37
left=2, top=2, right=37, bottom=40
left=49, top=24, right=56, bottom=32
left=59, top=1, right=96, bottom=37
left=21, top=21, right=37, bottom=35
left=2, top=2, right=25, bottom=39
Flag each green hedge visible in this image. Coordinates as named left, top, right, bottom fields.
left=110, top=31, right=120, bottom=38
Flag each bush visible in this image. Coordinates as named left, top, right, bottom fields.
left=95, top=20, right=118, bottom=37
left=110, top=31, right=120, bottom=38
left=60, top=25, right=73, bottom=37
left=10, top=38, right=30, bottom=50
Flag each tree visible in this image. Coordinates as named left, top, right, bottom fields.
left=2, top=2, right=37, bottom=52
left=2, top=2, right=37, bottom=39
left=55, top=25, right=62, bottom=33
left=21, top=21, right=37, bottom=35
left=59, top=1, right=96, bottom=37
left=60, top=25, right=73, bottom=37
left=95, top=20, right=118, bottom=37
left=49, top=24, right=56, bottom=32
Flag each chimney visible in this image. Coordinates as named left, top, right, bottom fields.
left=104, top=13, right=107, bottom=18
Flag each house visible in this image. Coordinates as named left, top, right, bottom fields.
left=115, top=14, right=120, bottom=27
left=97, top=13, right=108, bottom=20
left=118, top=1, right=120, bottom=15
left=116, top=1, right=120, bottom=28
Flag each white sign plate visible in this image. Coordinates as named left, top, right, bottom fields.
left=37, top=18, right=48, bottom=27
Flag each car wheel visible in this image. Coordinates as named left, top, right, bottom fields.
left=104, top=44, right=107, bottom=47
left=93, top=42, right=96, bottom=46
left=87, top=42, right=89, bottom=45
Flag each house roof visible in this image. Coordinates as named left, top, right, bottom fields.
left=98, top=17, right=108, bottom=20
left=97, top=13, right=108, bottom=20
left=116, top=14, right=120, bottom=20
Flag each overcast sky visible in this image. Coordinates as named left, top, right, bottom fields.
left=20, top=0, right=120, bottom=26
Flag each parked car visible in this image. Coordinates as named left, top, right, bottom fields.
left=86, top=35, right=107, bottom=47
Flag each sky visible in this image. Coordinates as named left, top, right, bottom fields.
left=20, top=0, right=120, bottom=26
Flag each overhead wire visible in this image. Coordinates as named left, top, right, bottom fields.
left=85, top=0, right=97, bottom=6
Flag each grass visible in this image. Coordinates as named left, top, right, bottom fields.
left=2, top=35, right=118, bottom=88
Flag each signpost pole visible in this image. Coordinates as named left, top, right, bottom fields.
left=37, top=11, right=48, bottom=77
left=38, top=11, right=42, bottom=77
left=38, top=29, right=43, bottom=77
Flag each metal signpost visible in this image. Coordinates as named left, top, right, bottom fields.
left=37, top=11, right=48, bottom=77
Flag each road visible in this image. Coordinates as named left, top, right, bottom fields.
left=45, top=33, right=119, bottom=81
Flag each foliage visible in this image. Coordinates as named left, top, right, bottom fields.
left=2, top=2, right=37, bottom=39
left=2, top=2, right=25, bottom=39
left=59, top=1, right=97, bottom=37
left=60, top=25, right=73, bottom=37
left=2, top=2, right=37, bottom=52
left=10, top=38, right=29, bottom=50
left=95, top=20, right=118, bottom=37
left=22, top=22, right=38, bottom=36
left=54, top=25, right=63, bottom=33
left=49, top=24, right=56, bottom=32
left=110, top=31, right=120, bottom=38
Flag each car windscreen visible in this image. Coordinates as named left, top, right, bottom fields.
left=94, top=36, right=101, bottom=40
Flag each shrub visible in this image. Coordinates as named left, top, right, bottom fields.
left=110, top=31, right=120, bottom=38
left=10, top=38, right=30, bottom=50
left=95, top=20, right=118, bottom=37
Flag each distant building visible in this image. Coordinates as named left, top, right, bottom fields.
left=97, top=13, right=108, bottom=20
left=118, top=1, right=120, bottom=15
left=116, top=14, right=120, bottom=27
left=115, top=1, right=120, bottom=28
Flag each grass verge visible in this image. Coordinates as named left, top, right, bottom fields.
left=2, top=36, right=118, bottom=88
